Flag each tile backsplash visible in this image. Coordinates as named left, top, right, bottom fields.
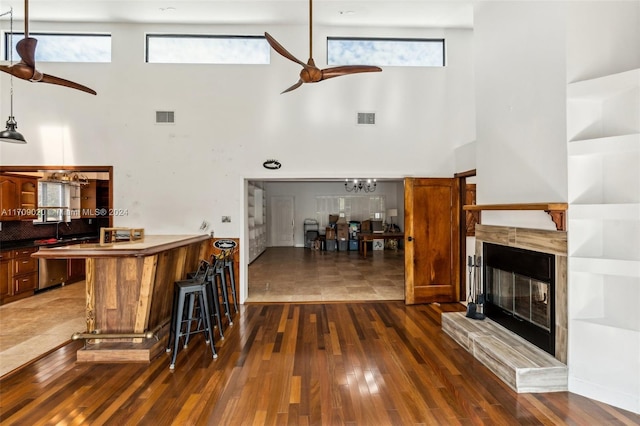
left=0, top=218, right=107, bottom=242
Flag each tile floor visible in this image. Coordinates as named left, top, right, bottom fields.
left=0, top=282, right=86, bottom=377
left=247, top=246, right=405, bottom=302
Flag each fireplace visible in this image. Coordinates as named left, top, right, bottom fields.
left=483, top=242, right=555, bottom=356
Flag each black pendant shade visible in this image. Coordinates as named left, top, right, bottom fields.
left=0, top=116, right=27, bottom=144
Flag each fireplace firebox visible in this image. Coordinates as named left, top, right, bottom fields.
left=483, top=243, right=555, bottom=355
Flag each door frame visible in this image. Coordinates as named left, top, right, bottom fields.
left=454, top=169, right=477, bottom=302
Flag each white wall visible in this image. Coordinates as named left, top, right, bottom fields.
left=0, top=20, right=474, bottom=306
left=0, top=22, right=474, bottom=236
left=474, top=0, right=640, bottom=414
left=474, top=2, right=568, bottom=230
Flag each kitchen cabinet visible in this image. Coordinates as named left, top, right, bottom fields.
left=67, top=258, right=86, bottom=284
left=0, top=247, right=38, bottom=304
left=19, top=179, right=38, bottom=220
left=81, top=179, right=97, bottom=218
left=0, top=174, right=38, bottom=221
left=12, top=248, right=38, bottom=295
left=0, top=252, right=12, bottom=301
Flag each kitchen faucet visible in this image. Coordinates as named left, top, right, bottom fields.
left=56, top=221, right=69, bottom=240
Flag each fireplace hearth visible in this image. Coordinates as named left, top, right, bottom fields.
left=484, top=242, right=555, bottom=356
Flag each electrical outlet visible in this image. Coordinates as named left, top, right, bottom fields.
left=222, top=216, right=231, bottom=223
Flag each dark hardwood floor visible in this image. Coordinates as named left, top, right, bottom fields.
left=1, top=301, right=638, bottom=425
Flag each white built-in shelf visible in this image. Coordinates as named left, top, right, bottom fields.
left=568, top=133, right=639, bottom=154
left=569, top=203, right=640, bottom=220
left=570, top=257, right=640, bottom=277
left=574, top=317, right=640, bottom=334
left=568, top=68, right=640, bottom=100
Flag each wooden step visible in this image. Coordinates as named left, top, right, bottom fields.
left=442, top=311, right=567, bottom=393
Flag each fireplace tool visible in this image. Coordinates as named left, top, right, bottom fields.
left=466, top=255, right=485, bottom=320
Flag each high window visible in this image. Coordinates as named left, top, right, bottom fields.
left=146, top=34, right=270, bottom=64
left=327, top=37, right=445, bottom=67
left=3, top=33, right=111, bottom=62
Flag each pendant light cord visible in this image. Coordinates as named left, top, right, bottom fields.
left=1, top=7, right=15, bottom=117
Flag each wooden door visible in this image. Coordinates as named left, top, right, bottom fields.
left=404, top=177, right=460, bottom=304
left=270, top=196, right=295, bottom=246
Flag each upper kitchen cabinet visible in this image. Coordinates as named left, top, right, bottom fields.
left=81, top=180, right=97, bottom=218
left=0, top=173, right=39, bottom=221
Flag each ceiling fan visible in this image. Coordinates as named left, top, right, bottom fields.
left=0, top=0, right=96, bottom=95
left=264, top=0, right=382, bottom=94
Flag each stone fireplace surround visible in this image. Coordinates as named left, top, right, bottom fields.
left=442, top=224, right=568, bottom=393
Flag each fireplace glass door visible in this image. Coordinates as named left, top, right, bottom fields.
left=488, top=268, right=550, bottom=331
left=483, top=243, right=555, bottom=355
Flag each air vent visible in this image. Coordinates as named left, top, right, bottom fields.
left=156, top=111, right=175, bottom=124
left=357, top=112, right=375, bottom=125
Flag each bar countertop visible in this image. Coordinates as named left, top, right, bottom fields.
left=32, top=234, right=210, bottom=259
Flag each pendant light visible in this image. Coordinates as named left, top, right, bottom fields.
left=0, top=7, right=27, bottom=144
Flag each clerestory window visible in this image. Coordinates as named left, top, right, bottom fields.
left=327, top=37, right=445, bottom=67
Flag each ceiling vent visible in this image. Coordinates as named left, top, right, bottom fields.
left=357, top=112, right=375, bottom=125
left=156, top=111, right=175, bottom=124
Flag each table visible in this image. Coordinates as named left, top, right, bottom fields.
left=33, top=234, right=210, bottom=362
left=358, top=232, right=404, bottom=258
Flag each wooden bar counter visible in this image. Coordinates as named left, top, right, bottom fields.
left=33, top=234, right=210, bottom=363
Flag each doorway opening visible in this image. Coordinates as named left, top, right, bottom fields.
left=244, top=179, right=405, bottom=303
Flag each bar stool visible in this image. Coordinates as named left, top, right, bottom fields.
left=166, top=262, right=217, bottom=370
left=187, top=259, right=226, bottom=340
left=212, top=255, right=233, bottom=326
left=223, top=249, right=239, bottom=314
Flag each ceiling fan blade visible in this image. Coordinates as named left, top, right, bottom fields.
left=321, top=65, right=383, bottom=81
left=281, top=79, right=304, bottom=94
left=0, top=62, right=37, bottom=81
left=264, top=32, right=307, bottom=68
left=39, top=73, right=97, bottom=95
left=16, top=37, right=38, bottom=69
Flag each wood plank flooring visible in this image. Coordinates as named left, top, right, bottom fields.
left=2, top=301, right=638, bottom=425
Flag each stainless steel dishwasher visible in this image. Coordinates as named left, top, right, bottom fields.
left=38, top=258, right=68, bottom=289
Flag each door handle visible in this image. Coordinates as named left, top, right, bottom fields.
left=407, top=236, right=413, bottom=242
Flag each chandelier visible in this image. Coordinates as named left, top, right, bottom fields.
left=344, top=179, right=376, bottom=193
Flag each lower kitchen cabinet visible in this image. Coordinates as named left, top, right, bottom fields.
left=67, top=258, right=86, bottom=284
left=0, top=255, right=12, bottom=301
left=0, top=247, right=38, bottom=304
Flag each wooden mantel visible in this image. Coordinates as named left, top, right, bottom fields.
left=463, top=203, right=568, bottom=231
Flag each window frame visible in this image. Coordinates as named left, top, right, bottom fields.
left=145, top=33, right=270, bottom=64
left=3, top=32, right=111, bottom=62
left=326, top=36, right=446, bottom=67
left=36, top=181, right=71, bottom=223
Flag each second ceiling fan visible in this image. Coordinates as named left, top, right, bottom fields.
left=265, top=0, right=382, bottom=94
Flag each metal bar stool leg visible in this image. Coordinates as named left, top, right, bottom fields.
left=166, top=285, right=179, bottom=354
left=199, top=286, right=217, bottom=359
left=168, top=285, right=187, bottom=370
left=206, top=275, right=225, bottom=340
left=182, top=293, right=197, bottom=348
left=216, top=262, right=233, bottom=326
left=225, top=256, right=239, bottom=314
